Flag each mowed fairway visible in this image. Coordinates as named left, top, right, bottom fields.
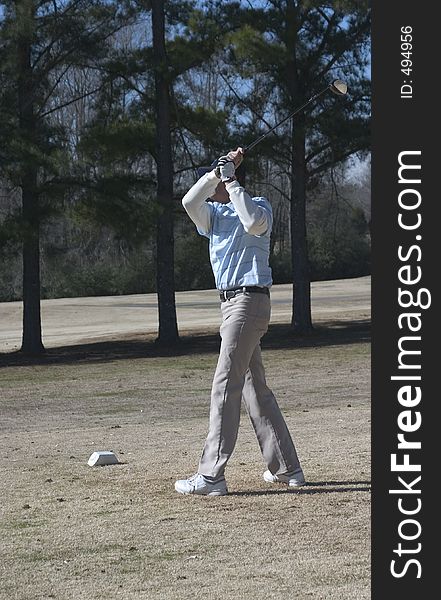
left=0, top=278, right=370, bottom=600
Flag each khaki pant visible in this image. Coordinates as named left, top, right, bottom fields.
left=198, top=291, right=301, bottom=479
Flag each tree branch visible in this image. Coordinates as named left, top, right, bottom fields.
left=308, top=145, right=369, bottom=178
left=218, top=71, right=274, bottom=130
left=38, top=14, right=125, bottom=81
left=316, top=16, right=370, bottom=81
left=33, top=0, right=86, bottom=68
left=306, top=141, right=332, bottom=164
left=304, top=10, right=338, bottom=74
left=254, top=180, right=290, bottom=202
left=36, top=64, right=71, bottom=118
left=39, top=83, right=105, bottom=118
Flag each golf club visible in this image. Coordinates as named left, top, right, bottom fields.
left=243, top=79, right=348, bottom=153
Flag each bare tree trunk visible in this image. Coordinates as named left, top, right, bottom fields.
left=151, top=0, right=179, bottom=344
left=21, top=175, right=44, bottom=354
left=17, top=1, right=45, bottom=354
left=290, top=117, right=313, bottom=333
left=284, top=1, right=313, bottom=334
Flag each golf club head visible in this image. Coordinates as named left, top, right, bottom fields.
left=330, top=79, right=348, bottom=96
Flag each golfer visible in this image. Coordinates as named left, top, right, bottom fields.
left=175, top=148, right=304, bottom=496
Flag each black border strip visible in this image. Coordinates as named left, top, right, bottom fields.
left=372, top=1, right=436, bottom=596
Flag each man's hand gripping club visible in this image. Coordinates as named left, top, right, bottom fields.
left=214, top=147, right=244, bottom=182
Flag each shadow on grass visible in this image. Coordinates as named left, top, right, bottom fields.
left=230, top=481, right=371, bottom=497
left=0, top=318, right=370, bottom=368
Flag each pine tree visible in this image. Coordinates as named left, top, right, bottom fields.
left=0, top=0, right=134, bottom=353
left=229, top=0, right=370, bottom=333
left=151, top=0, right=178, bottom=344
left=78, top=0, right=230, bottom=344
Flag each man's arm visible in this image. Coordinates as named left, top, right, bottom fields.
left=182, top=171, right=218, bottom=234
left=225, top=180, right=271, bottom=236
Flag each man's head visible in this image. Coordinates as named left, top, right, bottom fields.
left=210, top=180, right=230, bottom=204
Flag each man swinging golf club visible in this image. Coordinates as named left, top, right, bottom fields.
left=175, top=147, right=304, bottom=496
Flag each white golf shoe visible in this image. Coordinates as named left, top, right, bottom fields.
left=263, top=468, right=306, bottom=487
left=174, top=473, right=228, bottom=496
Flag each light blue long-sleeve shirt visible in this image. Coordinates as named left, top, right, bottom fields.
left=182, top=171, right=273, bottom=290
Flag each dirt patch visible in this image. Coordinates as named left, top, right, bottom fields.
left=0, top=320, right=370, bottom=599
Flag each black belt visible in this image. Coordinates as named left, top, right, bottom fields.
left=219, top=286, right=270, bottom=302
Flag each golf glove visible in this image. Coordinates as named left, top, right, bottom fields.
left=215, top=156, right=236, bottom=182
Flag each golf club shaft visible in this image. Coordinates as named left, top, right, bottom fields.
left=243, top=85, right=332, bottom=153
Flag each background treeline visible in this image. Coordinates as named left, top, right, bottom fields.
left=0, top=160, right=370, bottom=301
left=0, top=0, right=370, bottom=350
